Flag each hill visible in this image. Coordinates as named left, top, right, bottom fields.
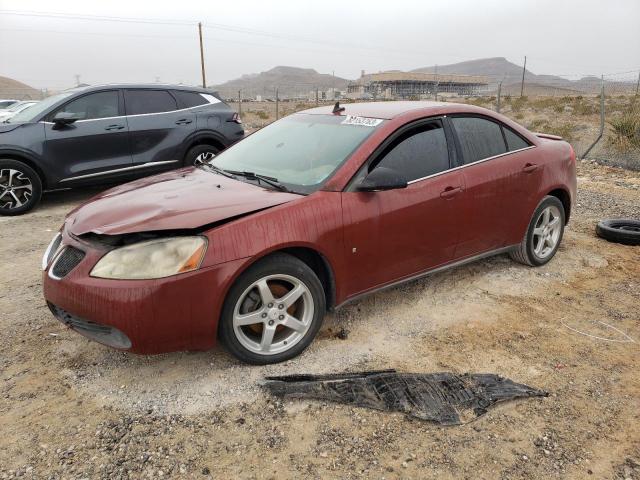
left=0, top=76, right=41, bottom=100
left=412, top=57, right=573, bottom=89
left=213, top=66, right=349, bottom=99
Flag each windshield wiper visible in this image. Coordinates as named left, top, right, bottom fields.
left=197, top=163, right=237, bottom=179
left=225, top=170, right=291, bottom=192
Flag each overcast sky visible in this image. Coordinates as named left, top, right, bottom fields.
left=1, top=0, right=638, bottom=90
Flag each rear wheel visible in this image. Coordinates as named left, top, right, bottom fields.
left=510, top=195, right=565, bottom=266
left=219, top=253, right=326, bottom=365
left=185, top=145, right=220, bottom=167
left=0, top=159, right=42, bottom=216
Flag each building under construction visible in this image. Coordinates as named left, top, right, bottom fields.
left=347, top=71, right=489, bottom=99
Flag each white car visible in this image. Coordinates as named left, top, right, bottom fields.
left=0, top=99, right=19, bottom=109
left=0, top=101, right=38, bottom=122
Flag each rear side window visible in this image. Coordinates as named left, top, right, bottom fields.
left=172, top=90, right=209, bottom=108
left=451, top=116, right=507, bottom=164
left=374, top=122, right=449, bottom=182
left=503, top=126, right=530, bottom=151
left=56, top=91, right=119, bottom=120
left=125, top=90, right=177, bottom=115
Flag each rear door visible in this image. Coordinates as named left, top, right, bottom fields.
left=449, top=115, right=538, bottom=257
left=124, top=89, right=196, bottom=171
left=43, top=89, right=131, bottom=184
left=341, top=119, right=465, bottom=295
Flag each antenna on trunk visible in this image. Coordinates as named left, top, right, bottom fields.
left=332, top=102, right=345, bottom=114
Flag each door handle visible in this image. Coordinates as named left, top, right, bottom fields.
left=440, top=186, right=463, bottom=199
left=175, top=119, right=193, bottom=125
left=105, top=124, right=125, bottom=131
left=522, top=163, right=538, bottom=173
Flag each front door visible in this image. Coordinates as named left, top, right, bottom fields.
left=43, top=90, right=132, bottom=184
left=341, top=119, right=465, bottom=296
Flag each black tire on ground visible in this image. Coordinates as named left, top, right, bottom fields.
left=184, top=144, right=220, bottom=167
left=0, top=159, right=43, bottom=216
left=510, top=195, right=566, bottom=267
left=219, top=253, right=326, bottom=365
left=596, top=219, right=640, bottom=246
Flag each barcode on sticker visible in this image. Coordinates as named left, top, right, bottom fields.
left=341, top=115, right=383, bottom=127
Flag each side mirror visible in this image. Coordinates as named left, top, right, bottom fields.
left=52, top=112, right=80, bottom=127
left=356, top=167, right=408, bottom=192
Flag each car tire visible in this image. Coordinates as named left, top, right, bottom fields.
left=185, top=144, right=220, bottom=167
left=219, top=253, right=326, bottom=365
left=0, top=159, right=43, bottom=216
left=596, top=219, right=640, bottom=246
left=510, top=195, right=565, bottom=267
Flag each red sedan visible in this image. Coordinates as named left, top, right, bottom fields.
left=42, top=101, right=577, bottom=364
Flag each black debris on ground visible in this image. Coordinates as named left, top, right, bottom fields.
left=263, top=370, right=548, bottom=425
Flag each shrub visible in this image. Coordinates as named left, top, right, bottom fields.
left=608, top=109, right=640, bottom=150
left=255, top=110, right=269, bottom=120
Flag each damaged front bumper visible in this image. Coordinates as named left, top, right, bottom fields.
left=42, top=230, right=246, bottom=354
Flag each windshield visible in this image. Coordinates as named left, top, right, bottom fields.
left=8, top=92, right=74, bottom=124
left=212, top=114, right=384, bottom=194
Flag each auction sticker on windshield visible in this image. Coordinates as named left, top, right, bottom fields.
left=341, top=115, right=383, bottom=127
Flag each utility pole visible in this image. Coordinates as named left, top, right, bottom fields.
left=238, top=90, right=242, bottom=117
left=315, top=87, right=319, bottom=106
left=198, top=22, right=206, bottom=88
left=275, top=87, right=279, bottom=120
left=434, top=64, right=439, bottom=101
left=636, top=71, right=640, bottom=96
left=520, top=56, right=527, bottom=97
left=497, top=81, right=502, bottom=113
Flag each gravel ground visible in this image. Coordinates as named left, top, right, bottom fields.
left=0, top=160, right=639, bottom=479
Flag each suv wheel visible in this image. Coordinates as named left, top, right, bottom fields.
left=219, top=253, right=326, bottom=365
left=185, top=145, right=220, bottom=167
left=0, top=159, right=43, bottom=216
left=510, top=195, right=565, bottom=266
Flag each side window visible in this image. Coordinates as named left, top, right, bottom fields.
left=55, top=91, right=119, bottom=120
left=374, top=122, right=449, bottom=182
left=125, top=90, right=177, bottom=115
left=503, top=126, right=530, bottom=151
left=451, top=116, right=507, bottom=164
left=172, top=90, right=209, bottom=108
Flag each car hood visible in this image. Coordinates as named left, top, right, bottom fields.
left=0, top=122, right=21, bottom=133
left=66, top=167, right=302, bottom=236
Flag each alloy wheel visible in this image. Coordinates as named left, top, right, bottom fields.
left=194, top=151, right=216, bottom=166
left=232, top=274, right=314, bottom=355
left=0, top=168, right=33, bottom=209
left=532, top=205, right=562, bottom=259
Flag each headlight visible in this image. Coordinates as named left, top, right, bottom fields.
left=90, top=236, right=207, bottom=280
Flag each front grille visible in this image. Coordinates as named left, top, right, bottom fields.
left=48, top=303, right=132, bottom=349
left=51, top=246, right=85, bottom=278
left=46, top=234, right=63, bottom=267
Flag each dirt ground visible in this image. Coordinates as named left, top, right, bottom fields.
left=1, top=160, right=639, bottom=480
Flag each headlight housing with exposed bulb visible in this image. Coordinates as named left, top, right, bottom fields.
left=90, top=236, right=208, bottom=280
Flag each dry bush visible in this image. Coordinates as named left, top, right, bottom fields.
left=607, top=106, right=640, bottom=151
left=255, top=110, right=270, bottom=120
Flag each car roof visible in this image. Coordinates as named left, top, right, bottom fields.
left=65, top=84, right=219, bottom=95
left=300, top=101, right=488, bottom=120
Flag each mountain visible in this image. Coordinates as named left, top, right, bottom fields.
left=0, top=76, right=42, bottom=100
left=412, top=57, right=573, bottom=89
left=213, top=66, right=350, bottom=99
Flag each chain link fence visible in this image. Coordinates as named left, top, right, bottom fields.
left=227, top=70, right=640, bottom=171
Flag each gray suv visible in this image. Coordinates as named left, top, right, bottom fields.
left=0, top=84, right=244, bottom=215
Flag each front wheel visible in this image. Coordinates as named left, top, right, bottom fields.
left=0, top=159, right=43, bottom=216
left=219, top=253, right=326, bottom=365
left=510, top=195, right=565, bottom=266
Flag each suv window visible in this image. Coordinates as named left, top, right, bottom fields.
left=172, top=90, right=209, bottom=108
left=55, top=91, right=119, bottom=121
left=503, top=126, right=530, bottom=151
left=125, top=90, right=177, bottom=115
left=451, top=116, right=507, bottom=164
left=374, top=121, right=449, bottom=182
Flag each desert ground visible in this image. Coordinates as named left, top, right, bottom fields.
left=1, top=105, right=639, bottom=479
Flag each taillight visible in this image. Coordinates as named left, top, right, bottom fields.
left=569, top=145, right=576, bottom=164
left=228, top=112, right=242, bottom=124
